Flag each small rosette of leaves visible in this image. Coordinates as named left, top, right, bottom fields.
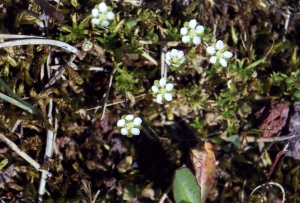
left=117, top=115, right=142, bottom=137
left=151, top=78, right=174, bottom=104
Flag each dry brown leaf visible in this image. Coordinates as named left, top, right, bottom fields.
left=257, top=100, right=289, bottom=138
left=0, top=164, right=16, bottom=187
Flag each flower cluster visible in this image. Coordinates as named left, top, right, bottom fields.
left=151, top=78, right=174, bottom=104
left=117, top=115, right=142, bottom=137
left=91, top=2, right=115, bottom=27
left=165, top=49, right=185, bottom=68
left=180, top=19, right=205, bottom=45
left=206, top=40, right=233, bottom=67
left=116, top=18, right=234, bottom=134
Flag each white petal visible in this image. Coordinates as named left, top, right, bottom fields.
left=98, top=2, right=107, bottom=12
left=196, top=25, right=204, bottom=33
left=165, top=59, right=171, bottom=66
left=159, top=78, right=166, bottom=86
left=189, top=19, right=197, bottom=29
left=210, top=56, right=217, bottom=64
left=193, top=36, right=201, bottom=45
left=216, top=40, right=224, bottom=50
left=166, top=52, right=171, bottom=60
left=117, top=119, right=126, bottom=127
left=219, top=58, right=228, bottom=67
left=206, top=46, right=216, bottom=54
left=157, top=94, right=163, bottom=103
left=227, top=79, right=232, bottom=89
left=133, top=117, right=142, bottom=125
left=92, top=8, right=99, bottom=17
left=223, top=51, right=233, bottom=58
left=180, top=27, right=188, bottom=35
left=182, top=35, right=190, bottom=43
left=101, top=20, right=109, bottom=27
left=121, top=128, right=128, bottom=135
left=170, top=49, right=178, bottom=57
left=177, top=51, right=184, bottom=59
left=166, top=83, right=174, bottom=91
left=131, top=128, right=140, bottom=135
left=126, top=115, right=134, bottom=120
left=107, top=11, right=115, bottom=20
left=180, top=57, right=185, bottom=64
left=164, top=93, right=173, bottom=101
left=91, top=18, right=100, bottom=25
left=151, top=85, right=159, bottom=93
left=165, top=53, right=171, bottom=65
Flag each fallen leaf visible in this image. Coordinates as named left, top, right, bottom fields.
left=93, top=114, right=112, bottom=134
left=190, top=142, right=216, bottom=203
left=285, top=102, right=300, bottom=160
left=0, top=164, right=16, bottom=187
left=257, top=100, right=289, bottom=138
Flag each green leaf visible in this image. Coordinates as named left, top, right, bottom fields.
left=78, top=16, right=91, bottom=29
left=172, top=167, right=201, bottom=203
left=141, top=51, right=157, bottom=66
left=227, top=135, right=241, bottom=149
left=113, top=19, right=125, bottom=34
left=292, top=89, right=300, bottom=101
left=125, top=19, right=138, bottom=32
left=126, top=53, right=139, bottom=60
left=244, top=57, right=266, bottom=70
left=183, top=1, right=199, bottom=15
left=123, top=185, right=141, bottom=200
left=0, top=159, right=8, bottom=171
left=60, top=24, right=74, bottom=33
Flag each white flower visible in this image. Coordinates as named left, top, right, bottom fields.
left=91, top=18, right=100, bottom=25
left=151, top=78, right=174, bottom=104
left=92, top=8, right=99, bottom=17
left=134, top=117, right=142, bottom=125
left=91, top=3, right=115, bottom=27
left=196, top=25, right=204, bottom=34
left=157, top=94, right=163, bottom=103
left=117, top=119, right=126, bottom=127
left=131, top=128, right=140, bottom=135
left=223, top=51, right=233, bottom=58
left=117, top=115, right=142, bottom=137
left=164, top=93, right=173, bottom=101
left=180, top=27, right=188, bottom=35
left=151, top=86, right=158, bottom=93
left=206, top=40, right=233, bottom=67
left=216, top=40, right=223, bottom=49
left=101, top=20, right=109, bottom=27
left=107, top=11, right=115, bottom=20
left=159, top=77, right=166, bottom=86
left=126, top=115, right=134, bottom=120
left=98, top=2, right=107, bottom=12
left=166, top=83, right=174, bottom=91
left=189, top=19, right=197, bottom=29
left=165, top=49, right=185, bottom=68
left=206, top=46, right=216, bottom=54
left=180, top=19, right=205, bottom=45
left=182, top=36, right=190, bottom=43
left=193, top=36, right=201, bottom=45
left=121, top=128, right=128, bottom=135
